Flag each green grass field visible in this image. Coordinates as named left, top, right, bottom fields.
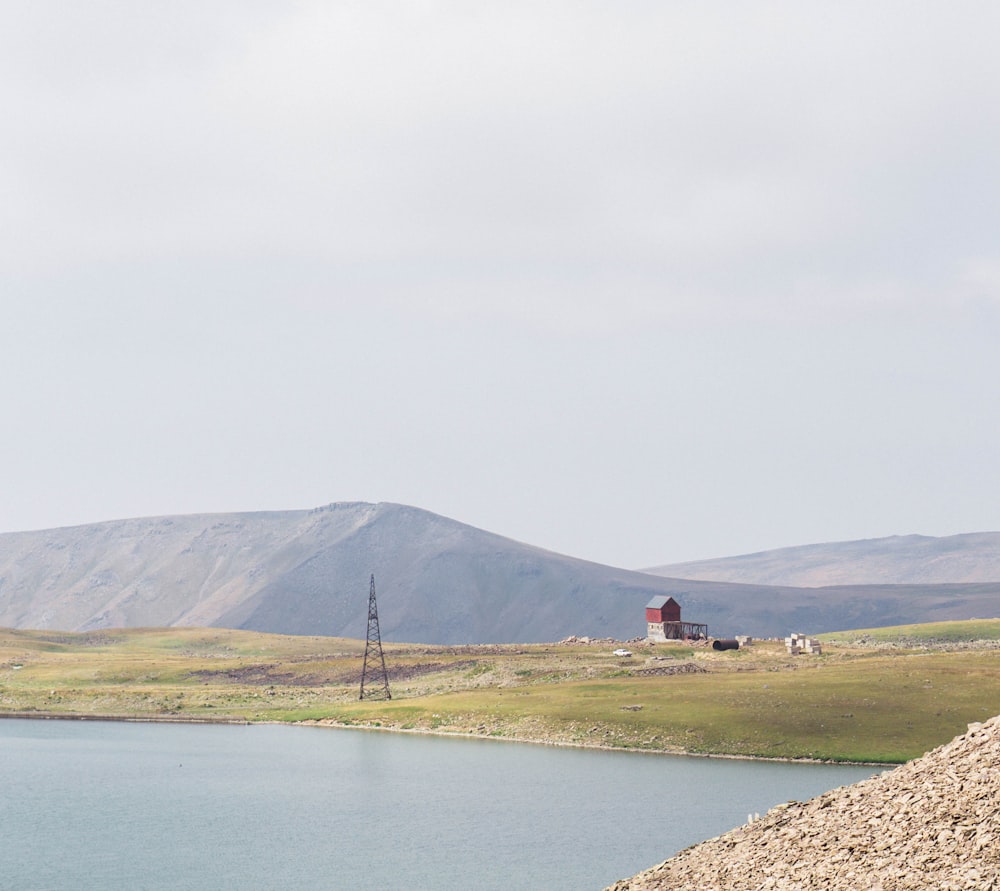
left=821, top=618, right=1000, bottom=646
left=3, top=622, right=1000, bottom=763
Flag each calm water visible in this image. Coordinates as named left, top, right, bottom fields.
left=0, top=719, right=879, bottom=890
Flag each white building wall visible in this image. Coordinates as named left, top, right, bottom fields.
left=647, top=622, right=667, bottom=642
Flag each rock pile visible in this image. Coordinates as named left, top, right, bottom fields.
left=605, top=715, right=1000, bottom=890
left=633, top=663, right=707, bottom=677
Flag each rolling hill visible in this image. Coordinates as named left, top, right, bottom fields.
left=644, top=532, right=1000, bottom=587
left=0, top=502, right=700, bottom=643
left=2, top=504, right=999, bottom=643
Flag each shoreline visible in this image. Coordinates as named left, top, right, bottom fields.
left=0, top=711, right=249, bottom=725
left=297, top=718, right=892, bottom=766
left=0, top=709, right=891, bottom=766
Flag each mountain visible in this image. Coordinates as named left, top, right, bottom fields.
left=2, top=505, right=999, bottom=643
left=0, top=502, right=701, bottom=644
left=644, top=532, right=1000, bottom=587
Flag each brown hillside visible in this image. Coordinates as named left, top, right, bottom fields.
left=606, top=715, right=1000, bottom=891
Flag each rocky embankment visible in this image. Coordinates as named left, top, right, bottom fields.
left=606, top=715, right=1000, bottom=890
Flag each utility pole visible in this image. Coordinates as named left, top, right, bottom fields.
left=359, top=574, right=391, bottom=701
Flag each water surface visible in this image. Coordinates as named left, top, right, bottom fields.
left=0, top=719, right=880, bottom=890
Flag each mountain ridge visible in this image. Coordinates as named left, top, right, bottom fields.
left=2, top=504, right=999, bottom=643
left=645, top=531, right=1000, bottom=587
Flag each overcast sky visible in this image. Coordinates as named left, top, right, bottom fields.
left=2, top=2, right=999, bottom=568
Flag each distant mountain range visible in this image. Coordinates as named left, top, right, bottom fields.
left=1, top=503, right=998, bottom=643
left=644, top=532, right=1000, bottom=586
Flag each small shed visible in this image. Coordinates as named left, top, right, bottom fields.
left=646, top=595, right=708, bottom=642
left=645, top=595, right=681, bottom=624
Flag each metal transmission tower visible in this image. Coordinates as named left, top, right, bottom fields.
left=359, top=574, right=391, bottom=701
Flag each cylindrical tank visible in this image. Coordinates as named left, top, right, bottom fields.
left=712, top=639, right=740, bottom=651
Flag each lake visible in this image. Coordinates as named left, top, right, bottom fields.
left=0, top=719, right=880, bottom=890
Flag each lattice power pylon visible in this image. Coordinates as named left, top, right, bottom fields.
left=359, top=574, right=391, bottom=701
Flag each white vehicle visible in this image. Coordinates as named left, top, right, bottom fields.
left=613, top=648, right=632, bottom=657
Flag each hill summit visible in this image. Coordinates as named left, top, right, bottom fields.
left=0, top=502, right=697, bottom=644
left=3, top=504, right=1000, bottom=643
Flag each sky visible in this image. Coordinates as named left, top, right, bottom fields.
left=2, top=1, right=999, bottom=569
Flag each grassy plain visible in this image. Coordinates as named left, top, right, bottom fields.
left=3, top=621, right=1000, bottom=763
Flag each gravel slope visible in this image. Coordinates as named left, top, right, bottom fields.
left=606, top=715, right=1000, bottom=890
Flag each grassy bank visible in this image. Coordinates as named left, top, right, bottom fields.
left=3, top=622, right=1000, bottom=762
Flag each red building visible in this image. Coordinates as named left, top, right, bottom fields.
left=645, top=595, right=707, bottom=641
left=645, top=595, right=681, bottom=624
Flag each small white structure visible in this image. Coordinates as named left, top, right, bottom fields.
left=785, top=632, right=822, bottom=655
